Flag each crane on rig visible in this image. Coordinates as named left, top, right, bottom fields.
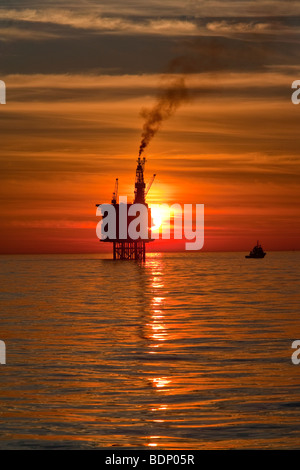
left=111, top=178, right=118, bottom=204
left=145, top=174, right=156, bottom=198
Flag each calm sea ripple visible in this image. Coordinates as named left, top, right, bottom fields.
left=0, top=252, right=299, bottom=449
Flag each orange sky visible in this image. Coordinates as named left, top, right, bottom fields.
left=0, top=3, right=300, bottom=253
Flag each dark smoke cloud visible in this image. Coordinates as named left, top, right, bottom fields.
left=138, top=72, right=189, bottom=157
left=138, top=23, right=277, bottom=157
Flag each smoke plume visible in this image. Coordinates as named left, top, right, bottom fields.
left=138, top=75, right=189, bottom=157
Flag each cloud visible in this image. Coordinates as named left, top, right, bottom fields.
left=5, top=1, right=300, bottom=17
left=206, top=20, right=299, bottom=35
left=2, top=8, right=299, bottom=40
left=1, top=71, right=299, bottom=160
left=190, top=0, right=300, bottom=17
left=0, top=26, right=58, bottom=41
left=207, top=21, right=276, bottom=34
left=2, top=70, right=295, bottom=107
left=0, top=8, right=198, bottom=36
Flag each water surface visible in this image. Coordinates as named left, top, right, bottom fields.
left=0, top=252, right=299, bottom=449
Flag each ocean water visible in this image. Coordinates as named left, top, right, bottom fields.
left=0, top=251, right=299, bottom=449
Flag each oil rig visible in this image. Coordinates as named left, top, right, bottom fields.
left=96, top=157, right=156, bottom=260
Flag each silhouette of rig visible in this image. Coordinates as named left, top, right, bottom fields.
left=96, top=157, right=156, bottom=260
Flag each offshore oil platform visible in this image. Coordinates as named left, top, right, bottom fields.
left=96, top=157, right=156, bottom=260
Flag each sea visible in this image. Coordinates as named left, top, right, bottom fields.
left=0, top=251, right=299, bottom=449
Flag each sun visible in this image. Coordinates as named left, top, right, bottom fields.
left=150, top=206, right=163, bottom=231
left=149, top=204, right=183, bottom=237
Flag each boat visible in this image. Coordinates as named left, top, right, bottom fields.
left=245, top=241, right=266, bottom=258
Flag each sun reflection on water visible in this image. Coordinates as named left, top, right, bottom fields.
left=143, top=257, right=172, bottom=448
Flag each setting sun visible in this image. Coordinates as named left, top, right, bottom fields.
left=150, top=204, right=183, bottom=237
left=150, top=205, right=163, bottom=231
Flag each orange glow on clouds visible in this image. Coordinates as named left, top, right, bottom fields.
left=0, top=72, right=299, bottom=253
